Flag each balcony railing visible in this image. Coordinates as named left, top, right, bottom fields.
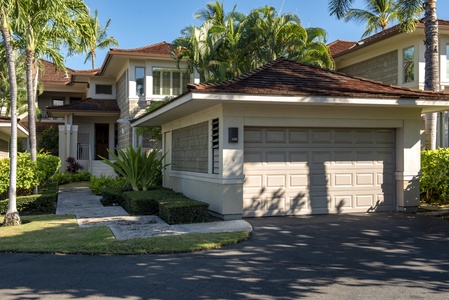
left=77, top=143, right=90, bottom=161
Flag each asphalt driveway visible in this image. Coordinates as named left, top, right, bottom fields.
left=1, top=212, right=449, bottom=299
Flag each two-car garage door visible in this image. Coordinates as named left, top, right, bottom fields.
left=243, top=127, right=396, bottom=216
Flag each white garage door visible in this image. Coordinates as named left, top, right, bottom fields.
left=243, top=127, right=396, bottom=216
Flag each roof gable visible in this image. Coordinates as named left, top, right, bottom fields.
left=331, top=19, right=449, bottom=57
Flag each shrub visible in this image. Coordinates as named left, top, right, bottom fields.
left=51, top=171, right=91, bottom=185
left=0, top=152, right=38, bottom=199
left=158, top=196, right=210, bottom=225
left=66, top=157, right=83, bottom=173
left=0, top=193, right=57, bottom=215
left=38, top=126, right=59, bottom=155
left=421, top=149, right=449, bottom=204
left=122, top=188, right=210, bottom=224
left=100, top=145, right=167, bottom=191
left=35, top=152, right=61, bottom=184
left=122, top=190, right=160, bottom=215
left=101, top=188, right=127, bottom=206
left=89, top=175, right=129, bottom=195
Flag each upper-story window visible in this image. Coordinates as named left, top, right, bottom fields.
left=403, top=46, right=414, bottom=83
left=52, top=98, right=64, bottom=106
left=153, top=68, right=190, bottom=96
left=96, top=84, right=112, bottom=95
left=135, top=67, right=145, bottom=96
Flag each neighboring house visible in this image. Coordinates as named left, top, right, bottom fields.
left=41, top=42, right=198, bottom=175
left=0, top=117, right=29, bottom=159
left=329, top=19, right=449, bottom=146
left=132, top=58, right=449, bottom=219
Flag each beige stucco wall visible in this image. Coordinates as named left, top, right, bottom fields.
left=161, top=102, right=423, bottom=219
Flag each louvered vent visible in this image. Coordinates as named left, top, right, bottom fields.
left=211, top=118, right=219, bottom=174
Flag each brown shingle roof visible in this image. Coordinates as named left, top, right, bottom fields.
left=40, top=60, right=73, bottom=85
left=328, top=40, right=357, bottom=56
left=332, top=19, right=449, bottom=58
left=108, top=41, right=174, bottom=57
left=46, top=98, right=119, bottom=112
left=188, top=58, right=449, bottom=100
left=40, top=60, right=99, bottom=85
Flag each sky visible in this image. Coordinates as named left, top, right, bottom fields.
left=65, top=0, right=449, bottom=70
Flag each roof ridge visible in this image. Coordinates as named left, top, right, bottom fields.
left=189, top=58, right=287, bottom=91
left=110, top=41, right=171, bottom=52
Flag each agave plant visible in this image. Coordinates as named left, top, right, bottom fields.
left=100, top=145, right=167, bottom=191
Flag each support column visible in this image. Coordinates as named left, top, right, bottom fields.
left=396, top=119, right=421, bottom=211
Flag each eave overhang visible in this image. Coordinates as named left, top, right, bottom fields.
left=131, top=92, right=449, bottom=127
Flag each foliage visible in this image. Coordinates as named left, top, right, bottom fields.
left=35, top=152, right=61, bottom=184
left=100, top=145, right=167, bottom=191
left=122, top=188, right=210, bottom=224
left=89, top=175, right=129, bottom=196
left=51, top=171, right=91, bottom=185
left=343, top=0, right=404, bottom=38
left=420, top=149, right=449, bottom=204
left=75, top=9, right=119, bottom=69
left=38, top=126, right=59, bottom=155
left=100, top=188, right=127, bottom=206
left=0, top=153, right=39, bottom=199
left=66, top=157, right=84, bottom=173
left=122, top=190, right=160, bottom=215
left=158, top=196, right=210, bottom=225
left=0, top=192, right=57, bottom=215
left=173, top=2, right=334, bottom=83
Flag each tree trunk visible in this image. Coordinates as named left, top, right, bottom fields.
left=26, top=49, right=39, bottom=194
left=424, top=0, right=439, bottom=150
left=1, top=25, right=21, bottom=226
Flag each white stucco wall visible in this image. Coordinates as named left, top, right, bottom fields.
left=161, top=102, right=423, bottom=219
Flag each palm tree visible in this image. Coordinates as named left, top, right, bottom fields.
left=328, top=0, right=439, bottom=149
left=174, top=3, right=334, bottom=83
left=0, top=0, right=20, bottom=226
left=78, top=9, right=118, bottom=69
left=343, top=0, right=402, bottom=38
left=14, top=0, right=89, bottom=195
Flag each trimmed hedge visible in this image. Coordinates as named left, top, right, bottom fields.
left=101, top=188, right=127, bottom=206
left=122, top=190, right=160, bottom=215
left=122, top=188, right=210, bottom=224
left=159, top=197, right=210, bottom=225
left=0, top=193, right=57, bottom=215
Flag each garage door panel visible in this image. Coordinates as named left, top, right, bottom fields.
left=356, top=194, right=374, bottom=207
left=312, top=130, right=332, bottom=143
left=267, top=175, right=285, bottom=187
left=266, top=129, right=286, bottom=143
left=244, top=127, right=396, bottom=216
left=289, top=129, right=309, bottom=143
left=266, top=151, right=287, bottom=164
left=290, top=174, right=308, bottom=187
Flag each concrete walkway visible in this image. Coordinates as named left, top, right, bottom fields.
left=56, top=186, right=252, bottom=240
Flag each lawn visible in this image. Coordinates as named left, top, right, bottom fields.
left=0, top=214, right=250, bottom=255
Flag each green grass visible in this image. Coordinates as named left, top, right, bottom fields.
left=0, top=214, right=250, bottom=255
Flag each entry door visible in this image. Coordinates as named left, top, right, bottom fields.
left=95, top=124, right=109, bottom=160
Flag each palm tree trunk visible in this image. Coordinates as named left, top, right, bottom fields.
left=424, top=0, right=439, bottom=150
left=1, top=25, right=21, bottom=226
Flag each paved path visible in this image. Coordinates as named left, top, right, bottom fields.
left=1, top=212, right=449, bottom=299
left=56, top=186, right=252, bottom=240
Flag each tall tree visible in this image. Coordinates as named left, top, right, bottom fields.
left=14, top=0, right=90, bottom=193
left=0, top=0, right=20, bottom=226
left=174, top=2, right=334, bottom=83
left=343, top=0, right=403, bottom=38
left=77, top=9, right=118, bottom=69
left=329, top=0, right=439, bottom=149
